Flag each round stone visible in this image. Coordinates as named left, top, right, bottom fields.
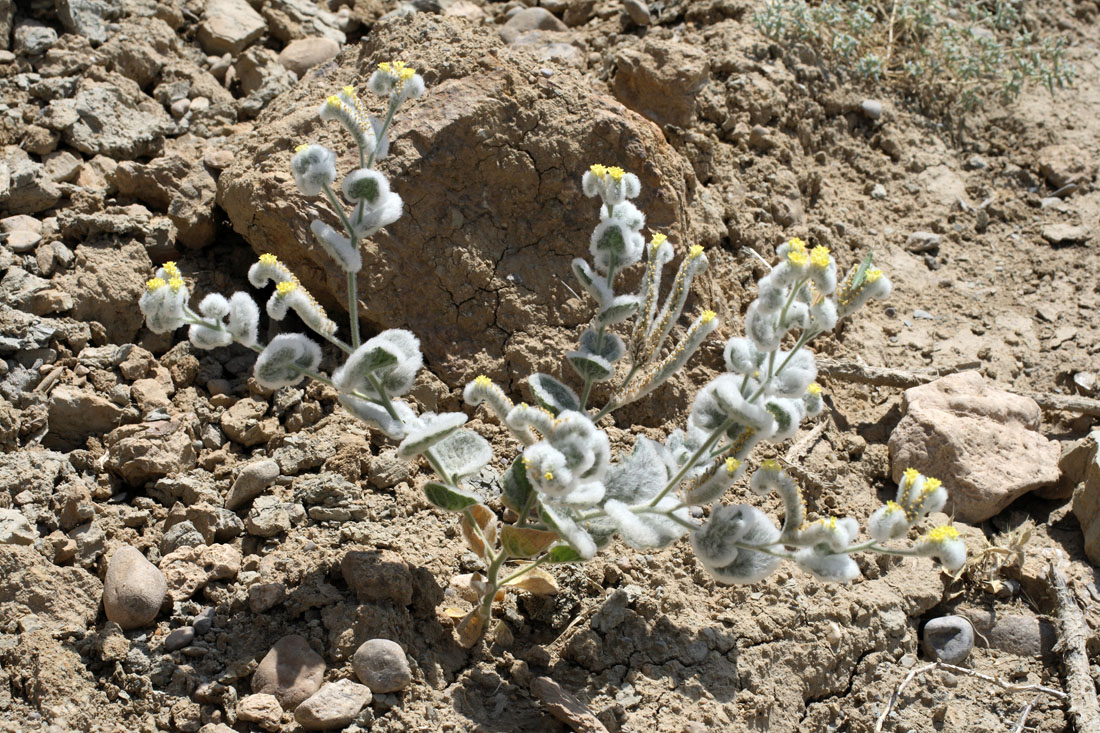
left=922, top=615, right=974, bottom=665
left=352, top=638, right=412, bottom=693
left=103, top=545, right=167, bottom=630
left=252, top=635, right=326, bottom=708
left=294, top=679, right=371, bottom=730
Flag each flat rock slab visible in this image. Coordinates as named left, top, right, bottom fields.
left=530, top=676, right=609, bottom=733
left=889, top=371, right=1060, bottom=523
left=252, top=634, right=326, bottom=709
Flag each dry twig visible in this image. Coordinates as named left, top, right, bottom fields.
left=816, top=359, right=1100, bottom=416
left=873, top=661, right=1067, bottom=732
left=1048, top=562, right=1100, bottom=732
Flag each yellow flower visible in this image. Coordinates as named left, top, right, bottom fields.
left=606, top=166, right=625, bottom=182
left=162, top=261, right=180, bottom=278
left=866, top=268, right=883, bottom=283
left=342, top=85, right=357, bottom=97
left=923, top=477, right=942, bottom=493
left=294, top=144, right=309, bottom=153
left=544, top=471, right=554, bottom=481
left=275, top=281, right=298, bottom=296
left=474, top=375, right=492, bottom=387
left=168, top=277, right=184, bottom=292
left=760, top=459, right=781, bottom=472
left=259, top=253, right=279, bottom=265
left=903, top=467, right=919, bottom=485
left=725, top=457, right=741, bottom=475
left=146, top=277, right=166, bottom=292
left=810, top=246, right=831, bottom=268
left=689, top=244, right=704, bottom=258
left=806, top=383, right=823, bottom=396
left=700, top=310, right=716, bottom=324
left=927, top=525, right=960, bottom=543
left=589, top=163, right=608, bottom=178
left=787, top=250, right=809, bottom=267
left=651, top=232, right=667, bottom=248
left=884, top=500, right=904, bottom=514
left=787, top=237, right=807, bottom=252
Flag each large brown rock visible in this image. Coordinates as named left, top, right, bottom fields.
left=889, top=372, right=1060, bottom=523
left=217, top=14, right=698, bottom=386
left=106, top=419, right=197, bottom=485
left=0, top=545, right=102, bottom=629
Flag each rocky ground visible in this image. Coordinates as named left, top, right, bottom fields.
left=1, top=0, right=1099, bottom=731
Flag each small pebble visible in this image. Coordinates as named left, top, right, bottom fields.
left=352, top=639, right=412, bottom=693
left=870, top=183, right=887, bottom=200
left=191, top=607, right=215, bottom=635
left=164, top=626, right=195, bottom=652
left=170, top=98, right=191, bottom=119
left=913, top=309, right=934, bottom=320
left=860, top=99, right=883, bottom=120
left=623, top=0, right=652, bottom=25
left=922, top=616, right=974, bottom=664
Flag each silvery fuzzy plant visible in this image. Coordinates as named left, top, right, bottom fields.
left=139, top=64, right=967, bottom=648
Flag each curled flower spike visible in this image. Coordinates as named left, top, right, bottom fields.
left=139, top=266, right=188, bottom=334
left=581, top=163, right=641, bottom=207
left=319, top=91, right=377, bottom=156
left=836, top=262, right=892, bottom=319
left=916, top=525, right=967, bottom=572
left=368, top=60, right=426, bottom=101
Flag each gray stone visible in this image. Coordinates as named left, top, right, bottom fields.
left=263, top=0, right=346, bottom=43
left=13, top=20, right=58, bottom=56
left=500, top=7, right=567, bottom=44
left=249, top=582, right=287, bottom=613
left=199, top=0, right=266, bottom=55
left=921, top=616, right=974, bottom=664
left=164, top=626, right=196, bottom=651
left=227, top=458, right=281, bottom=510
left=988, top=615, right=1056, bottom=659
left=56, top=0, right=120, bottom=45
left=352, top=638, right=412, bottom=693
left=236, top=693, right=283, bottom=729
left=294, top=679, right=371, bottom=730
left=161, top=520, right=204, bottom=554
left=191, top=607, right=216, bottom=635
left=906, top=231, right=942, bottom=252
left=277, top=37, right=340, bottom=78
left=4, top=158, right=61, bottom=214
left=0, top=508, right=36, bottom=545
left=103, top=545, right=168, bottom=630
left=622, top=0, right=651, bottom=26
left=252, top=634, right=326, bottom=708
left=860, top=99, right=883, bottom=120
left=64, top=81, right=173, bottom=159
left=1041, top=223, right=1090, bottom=245
left=245, top=495, right=301, bottom=537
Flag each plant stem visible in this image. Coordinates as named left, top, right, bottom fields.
left=321, top=183, right=362, bottom=348
left=647, top=418, right=735, bottom=507
left=497, top=554, right=551, bottom=586
left=366, top=97, right=400, bottom=169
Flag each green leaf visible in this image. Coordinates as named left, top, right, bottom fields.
left=546, top=545, right=583, bottom=563
left=501, top=525, right=559, bottom=558
left=850, top=251, right=874, bottom=291
left=397, top=412, right=467, bottom=459
left=595, top=222, right=626, bottom=254
left=423, top=482, right=480, bottom=511
left=528, top=373, right=579, bottom=415
left=433, top=429, right=493, bottom=481
left=579, top=328, right=625, bottom=363
left=567, top=351, right=613, bottom=382
left=501, top=456, right=534, bottom=515
left=597, top=295, right=640, bottom=327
